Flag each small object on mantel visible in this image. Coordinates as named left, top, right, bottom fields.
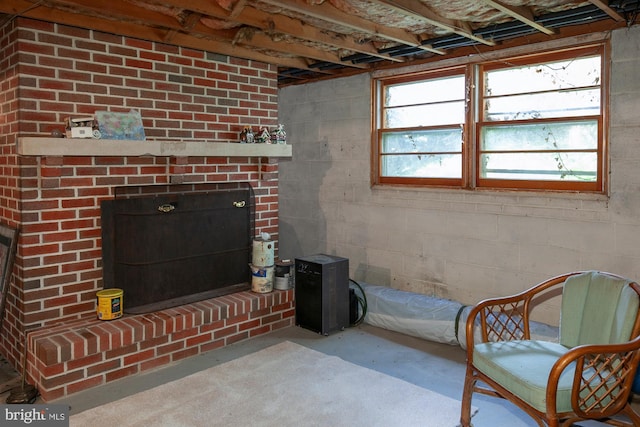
left=239, top=126, right=255, bottom=143
left=64, top=116, right=99, bottom=139
left=245, top=127, right=254, bottom=143
left=95, top=110, right=145, bottom=140
left=273, top=124, right=286, bottom=144
left=256, top=127, right=271, bottom=144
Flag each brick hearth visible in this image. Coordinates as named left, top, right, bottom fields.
left=28, top=289, right=294, bottom=401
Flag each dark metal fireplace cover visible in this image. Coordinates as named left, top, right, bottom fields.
left=101, top=183, right=255, bottom=314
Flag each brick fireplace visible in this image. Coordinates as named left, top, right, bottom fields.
left=0, top=18, right=294, bottom=401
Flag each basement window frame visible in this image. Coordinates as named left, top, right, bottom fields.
left=371, top=42, right=608, bottom=194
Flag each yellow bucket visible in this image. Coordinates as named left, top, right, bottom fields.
left=96, top=288, right=123, bottom=320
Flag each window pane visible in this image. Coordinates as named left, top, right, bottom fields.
left=480, top=152, right=597, bottom=181
left=373, top=45, right=605, bottom=192
left=485, top=89, right=600, bottom=120
left=481, top=121, right=598, bottom=151
left=385, top=76, right=465, bottom=107
left=382, top=154, right=462, bottom=178
left=382, top=129, right=463, bottom=153
left=385, top=101, right=465, bottom=127
left=485, top=56, right=600, bottom=97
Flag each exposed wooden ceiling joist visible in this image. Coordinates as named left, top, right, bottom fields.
left=377, top=0, right=496, bottom=46
left=0, top=0, right=312, bottom=69
left=588, top=0, right=625, bottom=21
left=150, top=0, right=407, bottom=64
left=481, top=0, right=555, bottom=35
left=259, top=0, right=445, bottom=55
left=0, top=0, right=637, bottom=86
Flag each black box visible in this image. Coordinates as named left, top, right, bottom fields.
left=295, top=254, right=349, bottom=335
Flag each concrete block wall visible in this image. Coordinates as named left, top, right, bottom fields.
left=0, top=17, right=282, bottom=371
left=278, top=26, right=640, bottom=326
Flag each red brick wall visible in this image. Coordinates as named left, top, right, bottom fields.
left=0, top=18, right=23, bottom=372
left=0, top=18, right=281, bottom=371
left=28, top=289, right=294, bottom=401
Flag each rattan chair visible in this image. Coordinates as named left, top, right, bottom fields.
left=460, top=271, right=640, bottom=427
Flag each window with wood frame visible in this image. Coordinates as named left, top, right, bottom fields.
left=372, top=44, right=607, bottom=193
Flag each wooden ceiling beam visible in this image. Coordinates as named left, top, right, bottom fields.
left=3, top=0, right=626, bottom=83
left=481, top=0, right=555, bottom=35
left=377, top=0, right=495, bottom=46
left=588, top=0, right=625, bottom=22
left=46, top=0, right=182, bottom=29
left=2, top=0, right=400, bottom=70
left=0, top=0, right=312, bottom=70
left=229, top=0, right=249, bottom=19
left=258, top=0, right=445, bottom=55
left=160, top=0, right=407, bottom=63
left=163, top=11, right=202, bottom=44
left=231, top=29, right=369, bottom=69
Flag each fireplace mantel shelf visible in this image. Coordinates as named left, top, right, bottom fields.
left=17, top=137, right=292, bottom=157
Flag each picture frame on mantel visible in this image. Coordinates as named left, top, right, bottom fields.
left=0, top=223, right=18, bottom=331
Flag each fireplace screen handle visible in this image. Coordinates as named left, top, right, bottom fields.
left=233, top=201, right=246, bottom=208
left=157, top=203, right=175, bottom=213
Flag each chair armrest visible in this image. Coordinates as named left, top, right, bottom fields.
left=546, top=335, right=640, bottom=420
left=465, top=273, right=577, bottom=352
left=465, top=294, right=529, bottom=345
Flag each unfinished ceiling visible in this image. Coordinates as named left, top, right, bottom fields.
left=1, top=1, right=639, bottom=86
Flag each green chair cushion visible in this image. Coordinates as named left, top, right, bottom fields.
left=473, top=340, right=575, bottom=413
left=560, top=271, right=638, bottom=347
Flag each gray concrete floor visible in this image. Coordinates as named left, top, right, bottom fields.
left=0, top=355, right=21, bottom=399
left=2, top=323, right=636, bottom=425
